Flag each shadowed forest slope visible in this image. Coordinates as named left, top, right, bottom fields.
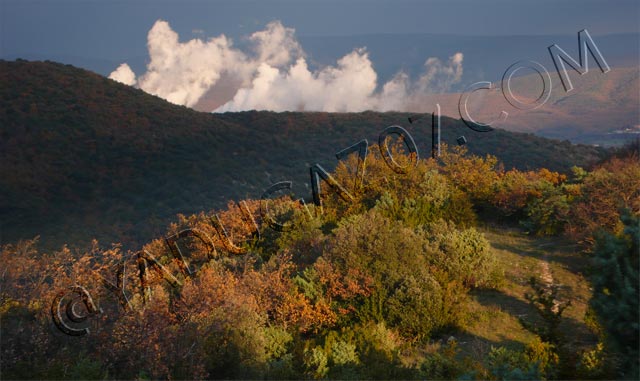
left=1, top=60, right=606, bottom=250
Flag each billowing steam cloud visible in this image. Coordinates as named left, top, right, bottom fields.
left=109, top=20, right=464, bottom=112
left=219, top=49, right=379, bottom=112
left=109, top=63, right=136, bottom=86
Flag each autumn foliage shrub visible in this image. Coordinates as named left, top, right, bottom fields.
left=566, top=156, right=640, bottom=245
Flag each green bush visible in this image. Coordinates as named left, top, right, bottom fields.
left=576, top=342, right=608, bottom=379
left=520, top=276, right=571, bottom=345
left=590, top=211, right=639, bottom=379
left=351, top=322, right=405, bottom=379
left=425, top=220, right=500, bottom=288
left=374, top=169, right=476, bottom=228
left=324, top=209, right=468, bottom=339
left=486, top=346, right=542, bottom=380
left=264, top=326, right=293, bottom=360
left=386, top=272, right=452, bottom=339
left=524, top=337, right=560, bottom=379
left=420, top=340, right=465, bottom=380
left=523, top=183, right=572, bottom=236
left=201, top=306, right=268, bottom=379
left=304, top=346, right=329, bottom=379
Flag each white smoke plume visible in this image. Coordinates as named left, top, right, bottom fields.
left=417, top=53, right=464, bottom=93
left=109, top=63, right=136, bottom=86
left=135, top=20, right=247, bottom=107
left=109, top=20, right=464, bottom=112
left=219, top=49, right=379, bottom=112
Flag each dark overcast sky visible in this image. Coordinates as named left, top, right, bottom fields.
left=1, top=0, right=639, bottom=60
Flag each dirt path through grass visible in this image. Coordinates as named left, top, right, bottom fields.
left=454, top=227, right=597, bottom=359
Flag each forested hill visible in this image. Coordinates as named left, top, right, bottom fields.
left=0, top=60, right=606, bottom=250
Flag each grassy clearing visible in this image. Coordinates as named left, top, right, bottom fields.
left=454, top=227, right=597, bottom=359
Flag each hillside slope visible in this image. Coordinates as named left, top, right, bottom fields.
left=0, top=60, right=605, bottom=250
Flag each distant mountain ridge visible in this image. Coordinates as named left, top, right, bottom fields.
left=6, top=32, right=637, bottom=145
left=362, top=66, right=639, bottom=146
left=0, top=60, right=606, bottom=251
